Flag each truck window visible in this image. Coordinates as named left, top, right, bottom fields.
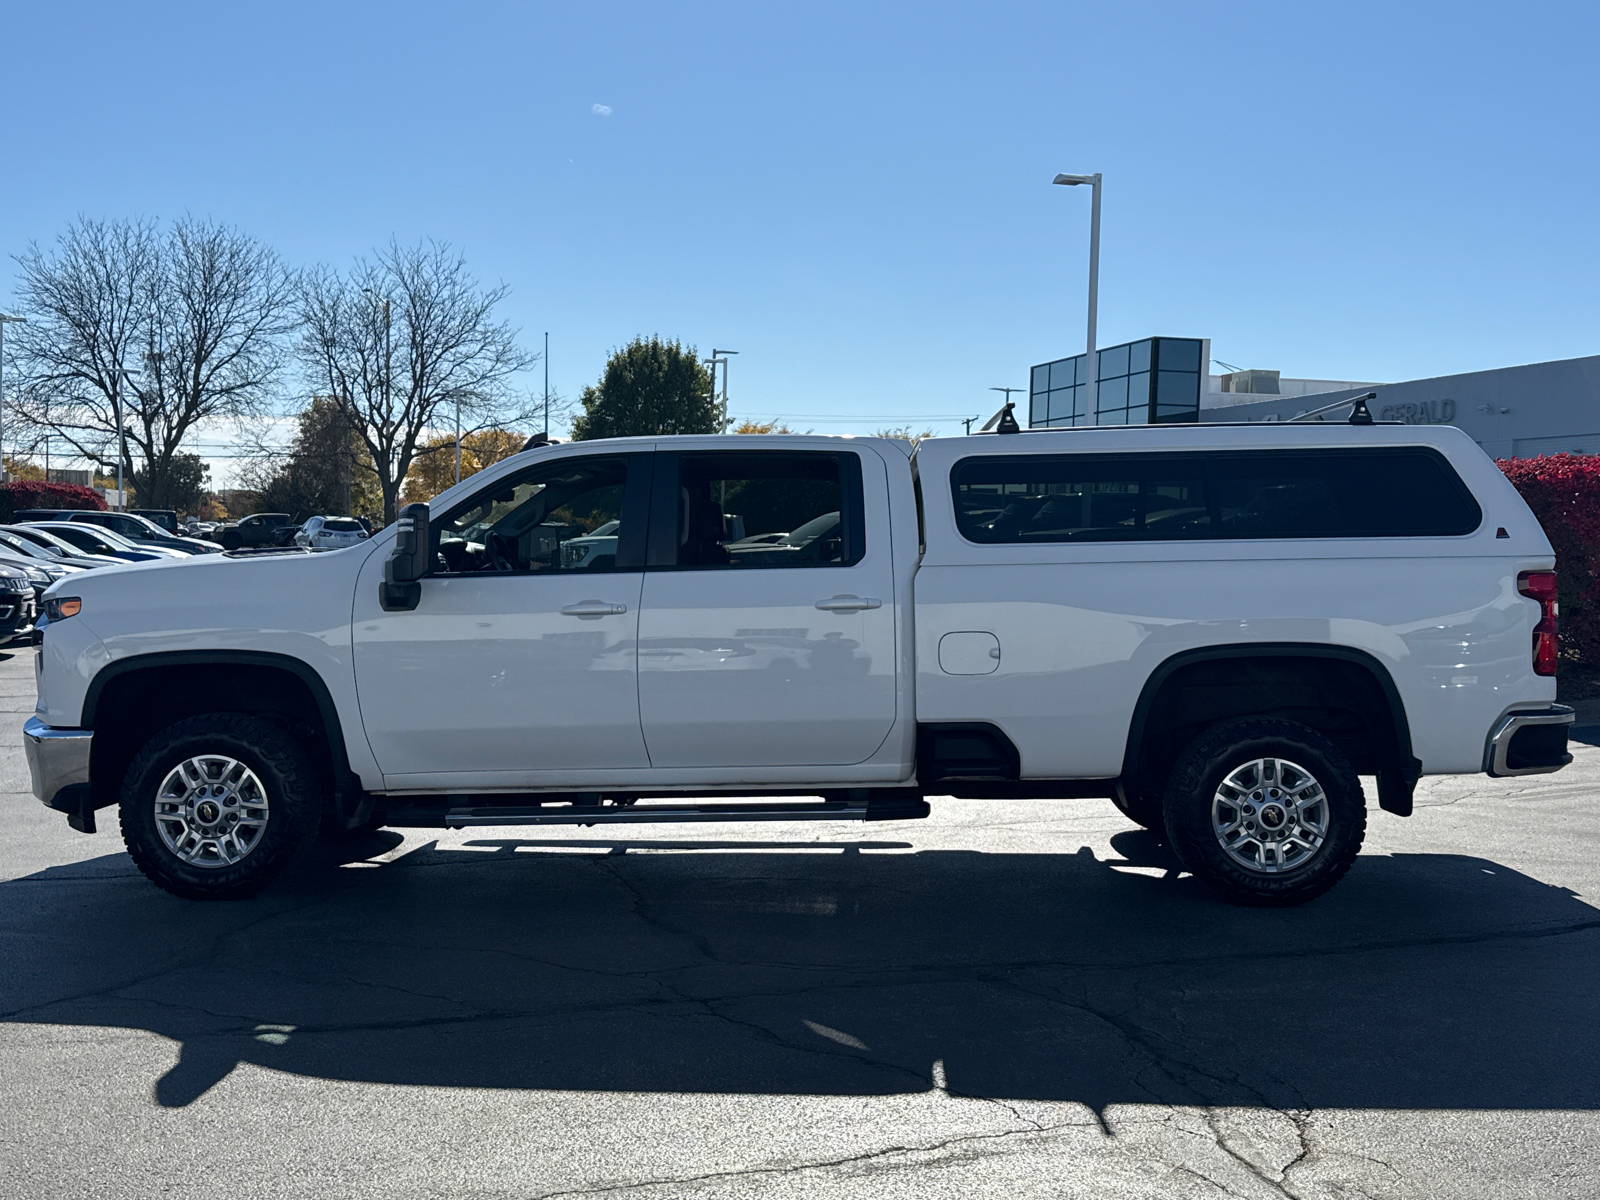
left=951, top=448, right=1482, bottom=543
left=658, top=451, right=862, bottom=569
left=434, top=456, right=632, bottom=574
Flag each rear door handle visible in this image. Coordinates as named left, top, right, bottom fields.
left=561, top=601, right=629, bottom=617
left=815, top=595, right=881, bottom=612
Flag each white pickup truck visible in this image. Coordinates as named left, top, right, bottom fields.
left=23, top=422, right=1573, bottom=905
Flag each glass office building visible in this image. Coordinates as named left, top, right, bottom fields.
left=1029, top=337, right=1206, bottom=428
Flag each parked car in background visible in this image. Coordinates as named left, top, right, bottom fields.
left=129, top=509, right=179, bottom=534
left=0, top=565, right=35, bottom=640
left=66, top=511, right=219, bottom=556
left=219, top=513, right=297, bottom=551
left=0, top=545, right=83, bottom=610
left=294, top=516, right=370, bottom=550
left=0, top=530, right=113, bottom=573
left=13, top=510, right=78, bottom=523
left=23, top=522, right=179, bottom=563
left=558, top=519, right=620, bottom=570
left=2, top=525, right=126, bottom=568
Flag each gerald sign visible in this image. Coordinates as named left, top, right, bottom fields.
left=1380, top=399, right=1457, bottom=425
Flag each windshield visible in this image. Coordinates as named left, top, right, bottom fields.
left=122, top=514, right=170, bottom=538
left=0, top=534, right=51, bottom=560
left=47, top=524, right=138, bottom=551
left=5, top=527, right=73, bottom=556
left=323, top=518, right=363, bottom=532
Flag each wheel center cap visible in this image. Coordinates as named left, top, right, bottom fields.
left=195, top=800, right=221, bottom=825
left=1259, top=804, right=1287, bottom=829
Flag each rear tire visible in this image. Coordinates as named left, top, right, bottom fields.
left=120, top=714, right=320, bottom=900
left=1163, top=717, right=1365, bottom=906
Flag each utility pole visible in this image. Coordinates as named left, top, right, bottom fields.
left=710, top=348, right=738, bottom=423
left=113, top=368, right=138, bottom=511
left=363, top=289, right=394, bottom=514
left=0, top=314, right=27, bottom=483
left=340, top=401, right=351, bottom=516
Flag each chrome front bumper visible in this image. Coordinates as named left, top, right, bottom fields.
left=1485, top=704, right=1575, bottom=777
left=23, top=716, right=94, bottom=826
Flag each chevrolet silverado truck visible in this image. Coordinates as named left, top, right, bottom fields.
left=23, top=422, right=1574, bottom=905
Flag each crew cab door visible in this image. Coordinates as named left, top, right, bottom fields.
left=636, top=447, right=897, bottom=767
left=351, top=451, right=653, bottom=787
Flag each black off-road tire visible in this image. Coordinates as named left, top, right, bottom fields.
left=1163, top=717, right=1366, bottom=906
left=220, top=531, right=242, bottom=551
left=120, top=714, right=321, bottom=900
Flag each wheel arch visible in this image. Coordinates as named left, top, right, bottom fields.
left=82, top=650, right=357, bottom=816
left=1120, top=643, right=1421, bottom=817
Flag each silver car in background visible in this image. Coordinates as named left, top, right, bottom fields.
left=294, top=516, right=370, bottom=550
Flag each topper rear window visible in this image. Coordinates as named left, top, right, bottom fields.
left=951, top=448, right=1482, bottom=543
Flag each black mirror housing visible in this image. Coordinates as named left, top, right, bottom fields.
left=379, top=503, right=430, bottom=611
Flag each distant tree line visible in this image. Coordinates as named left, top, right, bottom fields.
left=4, top=219, right=537, bottom=522
left=6, top=219, right=757, bottom=524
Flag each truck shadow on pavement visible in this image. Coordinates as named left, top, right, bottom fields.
left=5, top=828, right=1600, bottom=1117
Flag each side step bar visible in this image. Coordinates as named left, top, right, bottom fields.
left=387, top=795, right=931, bottom=829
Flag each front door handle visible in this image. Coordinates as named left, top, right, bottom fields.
left=561, top=601, right=629, bottom=618
left=815, top=595, right=881, bottom=612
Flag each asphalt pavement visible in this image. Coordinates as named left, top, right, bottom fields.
left=4, top=644, right=1600, bottom=1199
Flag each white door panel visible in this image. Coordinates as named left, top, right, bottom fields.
left=637, top=566, right=895, bottom=767
left=353, top=572, right=647, bottom=778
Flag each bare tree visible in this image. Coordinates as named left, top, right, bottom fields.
left=7, top=217, right=295, bottom=509
left=298, top=240, right=535, bottom=524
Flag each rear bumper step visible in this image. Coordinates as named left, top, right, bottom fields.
left=1485, top=704, right=1575, bottom=777
left=386, top=796, right=932, bottom=829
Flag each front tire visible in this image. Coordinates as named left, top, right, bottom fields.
left=1163, top=718, right=1366, bottom=906
left=120, top=714, right=320, bottom=900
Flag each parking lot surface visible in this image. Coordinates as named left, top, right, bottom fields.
left=3, top=645, right=1600, bottom=1199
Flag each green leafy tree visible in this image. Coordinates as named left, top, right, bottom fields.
left=571, top=337, right=723, bottom=440
left=244, top=396, right=382, bottom=522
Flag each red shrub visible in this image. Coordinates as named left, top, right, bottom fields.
left=1497, top=454, right=1600, bottom=663
left=0, top=481, right=108, bottom=525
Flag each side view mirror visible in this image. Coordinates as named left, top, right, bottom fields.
left=379, top=502, right=430, bottom=611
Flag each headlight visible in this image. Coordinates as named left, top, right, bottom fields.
left=43, top=597, right=81, bottom=621
left=24, top=567, right=50, bottom=584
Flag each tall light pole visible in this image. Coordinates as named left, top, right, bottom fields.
left=0, top=314, right=26, bottom=482
left=543, top=331, right=550, bottom=437
left=1052, top=172, right=1102, bottom=417
left=113, top=368, right=137, bottom=512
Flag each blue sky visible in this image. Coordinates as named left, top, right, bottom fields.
left=3, top=1, right=1597, bottom=479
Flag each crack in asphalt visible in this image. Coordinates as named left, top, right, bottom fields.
left=522, top=1118, right=1095, bottom=1199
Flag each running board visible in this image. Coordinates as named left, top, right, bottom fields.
left=388, top=796, right=931, bottom=829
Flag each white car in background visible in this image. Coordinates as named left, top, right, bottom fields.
left=295, top=516, right=369, bottom=551
left=559, top=519, right=620, bottom=570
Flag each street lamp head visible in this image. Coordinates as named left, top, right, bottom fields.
left=1052, top=173, right=1098, bottom=186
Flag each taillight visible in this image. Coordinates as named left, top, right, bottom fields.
left=1518, top=570, right=1559, bottom=677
